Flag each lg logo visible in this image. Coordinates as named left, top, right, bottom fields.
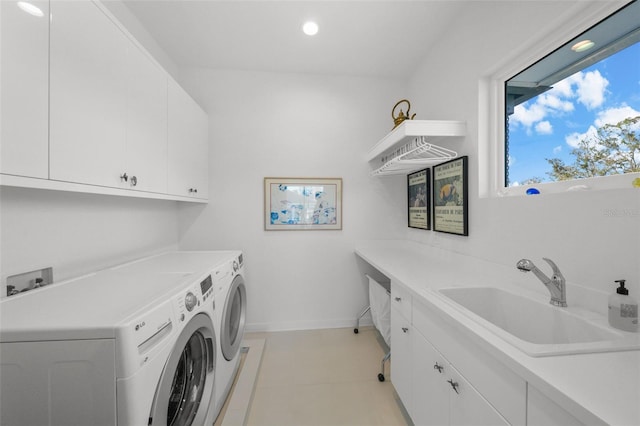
left=135, top=321, right=146, bottom=331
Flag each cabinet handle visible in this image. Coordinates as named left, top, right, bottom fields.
left=401, top=327, right=408, bottom=333
left=433, top=363, right=444, bottom=373
left=394, top=297, right=402, bottom=302
left=447, top=379, right=459, bottom=394
left=120, top=172, right=128, bottom=182
left=130, top=176, right=137, bottom=187
left=189, top=188, right=198, bottom=194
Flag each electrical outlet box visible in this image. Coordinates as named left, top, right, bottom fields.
left=6, top=267, right=54, bottom=296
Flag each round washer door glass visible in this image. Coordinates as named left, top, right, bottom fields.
left=150, top=313, right=216, bottom=426
left=221, top=274, right=246, bottom=361
left=167, top=332, right=207, bottom=425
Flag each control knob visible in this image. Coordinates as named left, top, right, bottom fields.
left=233, top=261, right=239, bottom=272
left=184, top=292, right=198, bottom=312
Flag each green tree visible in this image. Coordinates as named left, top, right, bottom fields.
left=546, top=116, right=640, bottom=181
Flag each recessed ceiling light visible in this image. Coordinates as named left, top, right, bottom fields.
left=302, top=21, right=319, bottom=36
left=17, top=1, right=44, bottom=17
left=571, top=40, right=595, bottom=52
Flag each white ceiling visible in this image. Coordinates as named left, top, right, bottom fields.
left=122, top=0, right=466, bottom=79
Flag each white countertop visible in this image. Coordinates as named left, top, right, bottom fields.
left=355, top=240, right=640, bottom=426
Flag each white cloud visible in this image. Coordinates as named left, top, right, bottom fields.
left=553, top=145, right=562, bottom=154
left=572, top=70, right=609, bottom=110
left=535, top=120, right=553, bottom=135
left=548, top=79, right=573, bottom=98
left=565, top=125, right=598, bottom=148
left=512, top=103, right=546, bottom=127
left=538, top=93, right=574, bottom=112
left=594, top=105, right=640, bottom=127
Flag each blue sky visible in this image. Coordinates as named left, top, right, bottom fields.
left=507, top=42, right=640, bottom=186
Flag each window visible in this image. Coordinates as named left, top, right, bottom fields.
left=505, top=1, right=640, bottom=188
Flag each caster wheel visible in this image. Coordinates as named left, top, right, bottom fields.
left=378, top=373, right=385, bottom=382
left=353, top=328, right=359, bottom=334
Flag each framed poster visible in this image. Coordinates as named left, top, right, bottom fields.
left=264, top=177, right=342, bottom=230
left=433, top=156, right=468, bottom=236
left=407, top=168, right=431, bottom=230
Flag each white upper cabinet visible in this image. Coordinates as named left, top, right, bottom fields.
left=2, top=0, right=206, bottom=202
left=49, top=0, right=129, bottom=187
left=124, top=44, right=168, bottom=194
left=0, top=0, right=50, bottom=179
left=167, top=79, right=208, bottom=199
left=49, top=0, right=169, bottom=193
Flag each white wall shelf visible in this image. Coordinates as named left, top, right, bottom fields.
left=367, top=120, right=466, bottom=176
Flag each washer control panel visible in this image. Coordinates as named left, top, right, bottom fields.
left=200, top=274, right=214, bottom=302
left=176, top=285, right=201, bottom=322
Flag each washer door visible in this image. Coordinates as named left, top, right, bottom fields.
left=149, top=313, right=216, bottom=426
left=221, top=274, right=247, bottom=361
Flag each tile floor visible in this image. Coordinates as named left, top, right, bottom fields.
left=238, top=327, right=410, bottom=426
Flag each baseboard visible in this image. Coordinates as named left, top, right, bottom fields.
left=245, top=317, right=374, bottom=333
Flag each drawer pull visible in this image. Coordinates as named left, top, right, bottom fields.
left=394, top=297, right=402, bottom=302
left=401, top=327, right=409, bottom=333
left=447, top=379, right=459, bottom=394
left=433, top=363, right=444, bottom=373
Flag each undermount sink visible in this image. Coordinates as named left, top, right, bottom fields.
left=438, top=287, right=640, bottom=357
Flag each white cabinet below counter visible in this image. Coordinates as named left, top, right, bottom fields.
left=390, top=282, right=523, bottom=425
left=390, top=283, right=413, bottom=412
left=412, top=328, right=509, bottom=426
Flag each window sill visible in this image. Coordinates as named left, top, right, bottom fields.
left=496, top=172, right=640, bottom=197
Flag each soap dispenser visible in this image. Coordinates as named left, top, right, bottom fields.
left=608, top=279, right=639, bottom=332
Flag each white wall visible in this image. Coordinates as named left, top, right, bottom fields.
left=0, top=187, right=179, bottom=290
left=176, top=69, right=407, bottom=331
left=406, top=2, right=640, bottom=300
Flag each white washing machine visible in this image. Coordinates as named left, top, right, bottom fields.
left=0, top=251, right=240, bottom=426
left=211, top=253, right=247, bottom=414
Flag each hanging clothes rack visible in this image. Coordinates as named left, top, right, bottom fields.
left=371, top=136, right=457, bottom=176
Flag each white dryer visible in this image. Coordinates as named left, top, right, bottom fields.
left=0, top=251, right=239, bottom=426
left=211, top=253, right=247, bottom=414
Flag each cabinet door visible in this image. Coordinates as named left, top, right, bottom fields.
left=0, top=0, right=49, bottom=178
left=50, top=0, right=128, bottom=187
left=448, top=364, right=509, bottom=426
left=124, top=45, right=168, bottom=193
left=412, top=331, right=448, bottom=426
left=390, top=306, right=413, bottom=416
left=167, top=79, right=208, bottom=199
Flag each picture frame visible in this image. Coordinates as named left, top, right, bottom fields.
left=264, top=177, right=342, bottom=231
left=407, top=168, right=431, bottom=230
left=432, top=156, right=468, bottom=236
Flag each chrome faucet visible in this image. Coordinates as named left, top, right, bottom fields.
left=516, top=258, right=567, bottom=307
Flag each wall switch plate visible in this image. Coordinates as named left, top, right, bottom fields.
left=6, top=267, right=54, bottom=296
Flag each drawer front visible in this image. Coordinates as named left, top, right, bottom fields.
left=391, top=282, right=412, bottom=321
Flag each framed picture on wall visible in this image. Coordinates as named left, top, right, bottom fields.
left=433, top=156, right=468, bottom=236
left=264, top=177, right=343, bottom=230
left=407, top=168, right=431, bottom=230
